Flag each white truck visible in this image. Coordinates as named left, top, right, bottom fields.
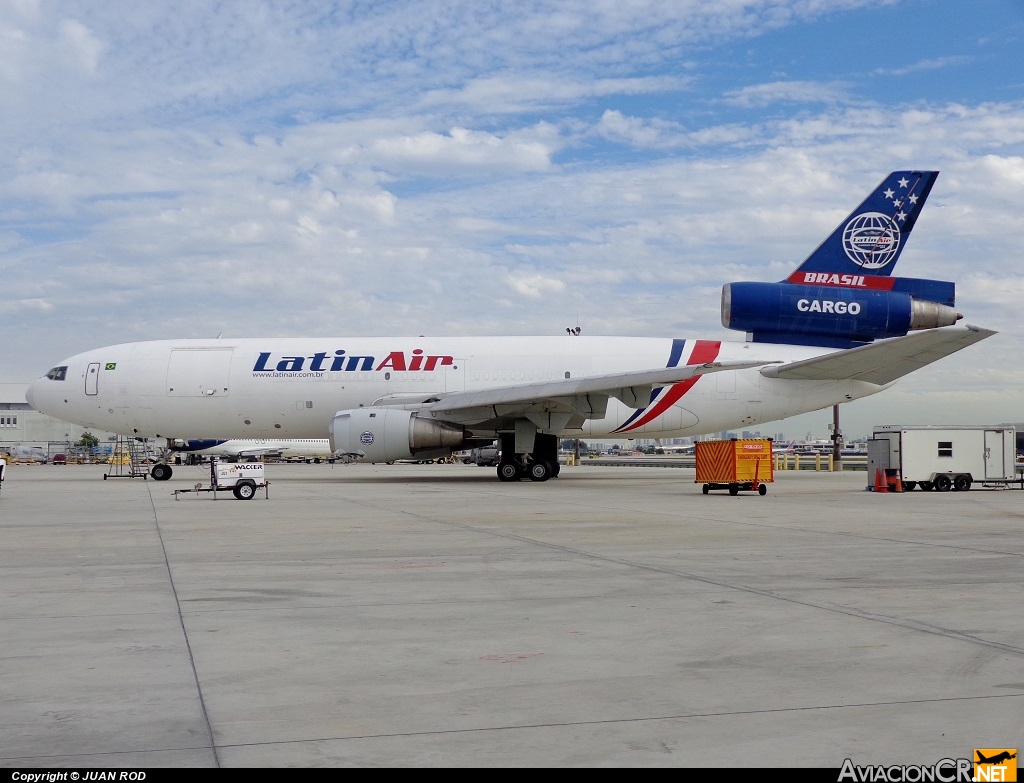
left=868, top=424, right=1017, bottom=492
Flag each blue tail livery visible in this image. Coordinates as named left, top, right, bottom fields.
left=721, top=170, right=960, bottom=348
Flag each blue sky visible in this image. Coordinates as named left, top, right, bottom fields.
left=3, top=0, right=1024, bottom=439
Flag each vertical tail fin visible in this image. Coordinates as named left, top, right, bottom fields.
left=786, top=171, right=938, bottom=281
left=722, top=170, right=957, bottom=348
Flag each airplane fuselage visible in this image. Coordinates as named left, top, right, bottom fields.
left=27, top=335, right=886, bottom=442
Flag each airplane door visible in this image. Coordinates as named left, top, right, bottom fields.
left=716, top=372, right=736, bottom=395
left=984, top=429, right=1006, bottom=479
left=446, top=358, right=467, bottom=393
left=85, top=362, right=100, bottom=396
left=166, top=349, right=234, bottom=397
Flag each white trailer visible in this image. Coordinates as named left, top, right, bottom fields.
left=868, top=424, right=1016, bottom=492
left=172, top=459, right=269, bottom=500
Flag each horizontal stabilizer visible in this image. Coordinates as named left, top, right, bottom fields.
left=759, top=325, right=996, bottom=385
left=427, top=359, right=779, bottom=413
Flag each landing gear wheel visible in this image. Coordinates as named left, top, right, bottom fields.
left=758, top=484, right=767, bottom=496
left=233, top=481, right=256, bottom=500
left=528, top=460, right=553, bottom=482
left=934, top=475, right=952, bottom=492
left=151, top=463, right=172, bottom=481
left=954, top=475, right=972, bottom=492
left=497, top=462, right=521, bottom=482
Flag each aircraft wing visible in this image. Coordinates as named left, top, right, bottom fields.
left=759, top=324, right=996, bottom=385
left=421, top=359, right=779, bottom=427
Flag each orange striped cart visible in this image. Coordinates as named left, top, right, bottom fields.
left=695, top=438, right=774, bottom=496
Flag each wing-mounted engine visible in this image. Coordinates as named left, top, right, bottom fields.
left=722, top=276, right=961, bottom=348
left=329, top=407, right=468, bottom=462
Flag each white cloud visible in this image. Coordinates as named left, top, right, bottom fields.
left=721, top=80, right=849, bottom=108
left=58, top=18, right=104, bottom=72
left=505, top=273, right=566, bottom=299
left=595, top=109, right=688, bottom=149
left=369, top=126, right=555, bottom=174
left=872, top=56, right=972, bottom=77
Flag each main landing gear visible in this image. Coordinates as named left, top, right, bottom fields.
left=495, top=432, right=561, bottom=482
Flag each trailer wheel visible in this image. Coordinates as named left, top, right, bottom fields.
left=934, top=474, right=952, bottom=492
left=728, top=484, right=739, bottom=496
left=954, top=475, right=972, bottom=492
left=702, top=484, right=710, bottom=495
left=903, top=482, right=917, bottom=491
left=233, top=481, right=256, bottom=500
left=918, top=481, right=933, bottom=491
left=758, top=484, right=767, bottom=496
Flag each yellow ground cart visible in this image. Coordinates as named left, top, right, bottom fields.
left=695, top=438, right=774, bottom=495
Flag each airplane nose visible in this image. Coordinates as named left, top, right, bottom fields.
left=25, top=381, right=37, bottom=409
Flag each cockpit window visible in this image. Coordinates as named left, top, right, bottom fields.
left=45, top=366, right=67, bottom=381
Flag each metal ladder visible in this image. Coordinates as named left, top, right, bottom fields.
left=103, top=436, right=151, bottom=479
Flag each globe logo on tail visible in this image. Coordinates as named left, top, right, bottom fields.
left=843, top=212, right=900, bottom=269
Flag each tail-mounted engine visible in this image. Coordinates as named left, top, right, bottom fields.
left=329, top=407, right=467, bottom=463
left=722, top=276, right=960, bottom=348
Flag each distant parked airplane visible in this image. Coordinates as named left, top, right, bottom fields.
left=2, top=444, right=48, bottom=463
left=166, top=438, right=334, bottom=462
left=653, top=440, right=695, bottom=454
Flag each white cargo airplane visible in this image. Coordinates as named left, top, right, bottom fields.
left=26, top=171, right=994, bottom=483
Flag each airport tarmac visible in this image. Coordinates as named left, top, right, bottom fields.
left=1, top=460, right=1022, bottom=769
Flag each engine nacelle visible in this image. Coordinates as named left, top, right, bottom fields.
left=721, top=282, right=961, bottom=348
left=329, top=407, right=467, bottom=463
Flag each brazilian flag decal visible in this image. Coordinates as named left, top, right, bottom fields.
left=104, top=363, right=117, bottom=371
